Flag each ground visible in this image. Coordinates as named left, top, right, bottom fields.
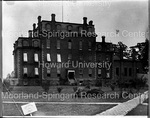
left=2, top=86, right=148, bottom=116
left=126, top=99, right=149, bottom=116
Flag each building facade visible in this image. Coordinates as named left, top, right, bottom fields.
left=13, top=14, right=97, bottom=86
left=95, top=36, right=114, bottom=86
left=13, top=14, right=145, bottom=86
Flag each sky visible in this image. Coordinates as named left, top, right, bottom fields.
left=2, top=0, right=148, bottom=78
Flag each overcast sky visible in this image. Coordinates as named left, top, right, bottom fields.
left=2, top=0, right=148, bottom=78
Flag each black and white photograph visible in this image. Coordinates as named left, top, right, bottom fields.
left=1, top=0, right=149, bottom=117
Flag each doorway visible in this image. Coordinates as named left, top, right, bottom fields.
left=67, top=70, right=76, bottom=85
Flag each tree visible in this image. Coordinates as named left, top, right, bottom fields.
left=129, top=78, right=147, bottom=92
left=141, top=39, right=149, bottom=72
left=114, top=42, right=131, bottom=59
left=130, top=39, right=149, bottom=73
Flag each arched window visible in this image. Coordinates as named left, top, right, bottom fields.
left=88, top=27, right=92, bottom=32
left=33, top=40, right=39, bottom=47
left=79, top=40, right=82, bottom=50
left=57, top=25, right=61, bottom=31
left=68, top=25, right=72, bottom=31
left=23, top=40, right=29, bottom=46
left=79, top=27, right=83, bottom=33
left=57, top=40, right=60, bottom=49
left=46, top=24, right=51, bottom=31
left=88, top=41, right=91, bottom=51
left=18, top=40, right=22, bottom=47
left=68, top=40, right=72, bottom=49
left=47, top=39, right=50, bottom=48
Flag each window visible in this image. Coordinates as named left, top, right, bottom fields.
left=79, top=69, right=83, bottom=78
left=106, top=55, right=109, bottom=61
left=57, top=68, right=61, bottom=77
left=129, top=68, right=132, bottom=76
left=116, top=68, right=119, bottom=76
left=89, top=69, right=92, bottom=77
left=68, top=26, right=72, bottom=31
left=47, top=69, right=51, bottom=77
left=34, top=53, right=38, bottom=62
left=47, top=53, right=51, bottom=62
left=68, top=54, right=72, bottom=60
left=79, top=55, right=83, bottom=61
left=136, top=68, right=139, bottom=73
left=23, top=67, right=27, bottom=74
left=47, top=39, right=50, bottom=48
left=68, top=40, right=72, bottom=49
left=57, top=54, right=61, bottom=62
left=98, top=44, right=102, bottom=51
left=88, top=41, right=92, bottom=51
left=23, top=53, right=28, bottom=62
left=98, top=55, right=101, bottom=62
left=33, top=40, right=39, bottom=47
left=35, top=68, right=39, bottom=75
left=79, top=40, right=82, bottom=50
left=88, top=27, right=92, bottom=32
left=57, top=40, right=60, bottom=49
left=23, top=40, right=29, bottom=46
left=79, top=27, right=83, bottom=33
left=89, top=55, right=92, bottom=61
left=98, top=69, right=101, bottom=77
left=106, top=72, right=110, bottom=78
left=57, top=25, right=61, bottom=31
left=124, top=68, right=127, bottom=76
left=46, top=24, right=51, bottom=31
left=18, top=40, right=22, bottom=47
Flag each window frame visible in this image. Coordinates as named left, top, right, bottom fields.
left=34, top=53, right=39, bottom=62
left=57, top=40, right=60, bottom=49
left=57, top=54, right=61, bottom=62
left=34, top=68, right=39, bottom=75
left=47, top=53, right=51, bottom=62
left=79, top=40, right=82, bottom=50
left=23, top=52, right=28, bottom=62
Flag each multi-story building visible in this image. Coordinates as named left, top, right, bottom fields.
left=13, top=14, right=145, bottom=86
left=13, top=14, right=97, bottom=86
left=95, top=36, right=114, bottom=86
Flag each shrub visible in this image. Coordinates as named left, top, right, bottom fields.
left=57, top=87, right=63, bottom=93
left=3, top=79, right=13, bottom=92
left=73, top=87, right=78, bottom=92
left=41, top=80, right=50, bottom=93
left=95, top=79, right=102, bottom=87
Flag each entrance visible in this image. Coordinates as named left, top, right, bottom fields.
left=67, top=70, right=77, bottom=85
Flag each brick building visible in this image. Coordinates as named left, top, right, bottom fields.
left=13, top=14, right=145, bottom=86
left=113, top=57, right=144, bottom=85
left=95, top=36, right=114, bottom=86
left=13, top=14, right=97, bottom=86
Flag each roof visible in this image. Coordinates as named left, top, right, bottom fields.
left=42, top=20, right=94, bottom=26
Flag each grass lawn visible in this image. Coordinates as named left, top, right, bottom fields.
left=3, top=103, right=116, bottom=116
left=126, top=99, right=149, bottom=116
left=3, top=86, right=139, bottom=103
left=3, top=86, right=148, bottom=116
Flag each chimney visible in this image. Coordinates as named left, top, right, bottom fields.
left=28, top=30, right=32, bottom=38
left=38, top=16, right=41, bottom=23
left=102, top=36, right=105, bottom=43
left=51, top=14, right=55, bottom=21
left=83, top=17, right=87, bottom=24
left=33, top=23, right=36, bottom=31
left=89, top=20, right=93, bottom=25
